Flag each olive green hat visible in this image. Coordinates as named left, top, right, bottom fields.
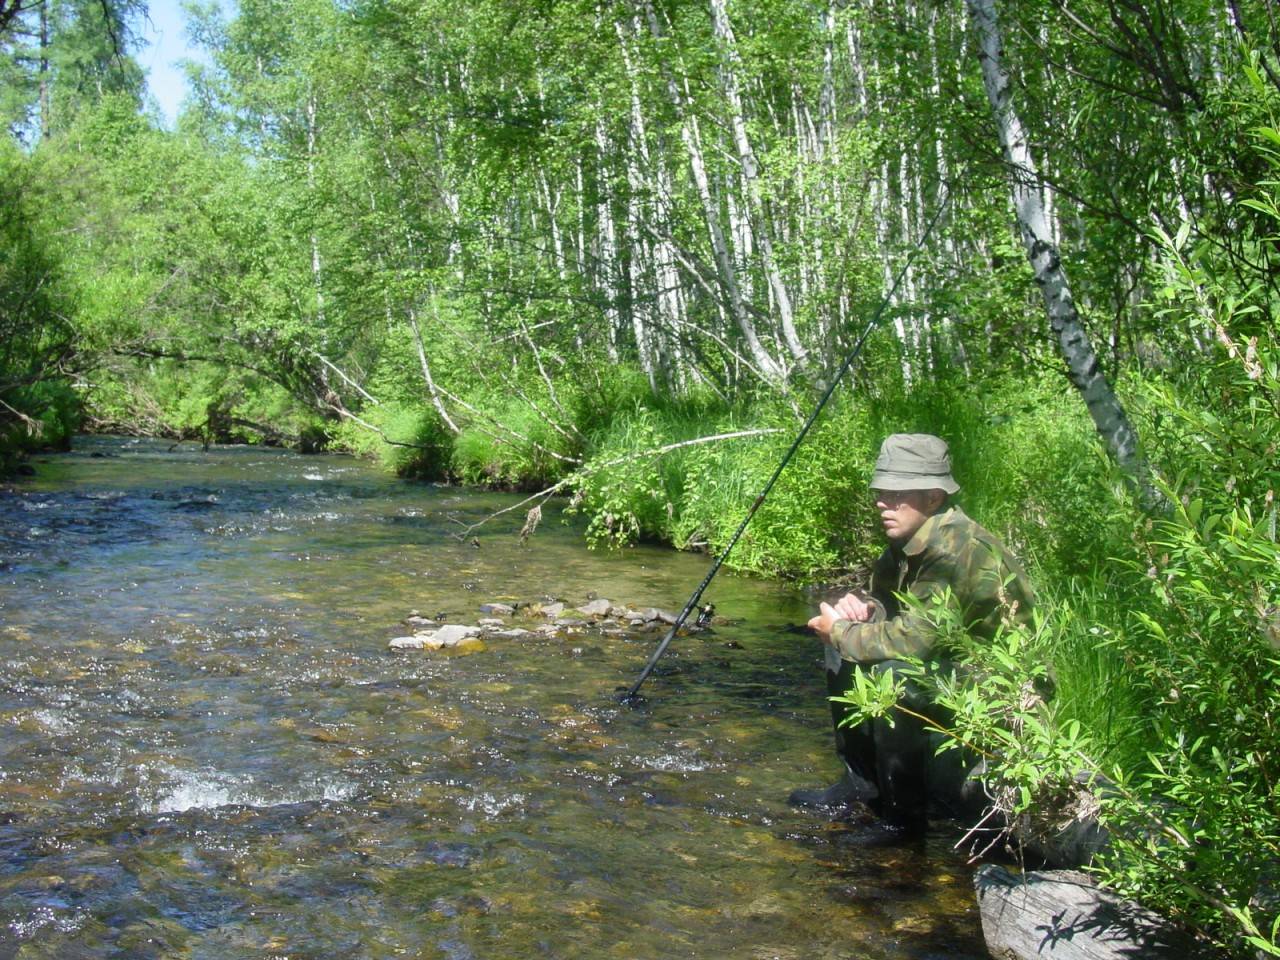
left=870, top=433, right=960, bottom=494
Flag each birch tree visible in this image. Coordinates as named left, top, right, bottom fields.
left=965, top=0, right=1145, bottom=482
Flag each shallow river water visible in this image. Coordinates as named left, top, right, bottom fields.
left=0, top=437, right=985, bottom=959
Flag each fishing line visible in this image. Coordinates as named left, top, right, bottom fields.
left=621, top=186, right=952, bottom=703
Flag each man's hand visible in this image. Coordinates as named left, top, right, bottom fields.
left=807, top=592, right=873, bottom=643
left=832, top=592, right=873, bottom=623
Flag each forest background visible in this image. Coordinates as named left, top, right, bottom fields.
left=1, top=0, right=1278, bottom=954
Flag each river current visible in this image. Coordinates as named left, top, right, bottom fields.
left=0, top=437, right=985, bottom=958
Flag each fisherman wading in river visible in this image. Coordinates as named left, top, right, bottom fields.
left=794, top=433, right=1034, bottom=836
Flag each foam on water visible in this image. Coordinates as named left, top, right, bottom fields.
left=142, top=766, right=357, bottom=814
left=460, top=791, right=528, bottom=817
left=29, top=709, right=76, bottom=736
left=626, top=753, right=711, bottom=773
left=8, top=905, right=86, bottom=940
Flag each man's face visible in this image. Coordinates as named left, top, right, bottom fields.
left=873, top=488, right=942, bottom=543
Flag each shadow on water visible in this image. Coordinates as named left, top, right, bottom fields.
left=0, top=436, right=986, bottom=959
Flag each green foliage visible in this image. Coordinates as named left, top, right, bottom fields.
left=0, top=140, right=80, bottom=470
left=330, top=400, right=450, bottom=479
left=834, top=140, right=1280, bottom=954
left=831, top=597, right=1091, bottom=827
left=450, top=393, right=575, bottom=489
left=1080, top=190, right=1280, bottom=954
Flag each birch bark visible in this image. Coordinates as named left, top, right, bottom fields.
left=636, top=0, right=786, bottom=384
left=708, top=0, right=806, bottom=368
left=965, top=0, right=1145, bottom=482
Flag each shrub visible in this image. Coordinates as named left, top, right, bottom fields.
left=330, top=400, right=452, bottom=479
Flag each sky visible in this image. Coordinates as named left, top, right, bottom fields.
left=137, top=0, right=215, bottom=127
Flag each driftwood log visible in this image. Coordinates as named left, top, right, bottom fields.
left=974, top=865, right=1221, bottom=960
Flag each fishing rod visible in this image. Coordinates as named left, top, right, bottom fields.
left=621, top=187, right=952, bottom=703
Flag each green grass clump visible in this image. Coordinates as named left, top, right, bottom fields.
left=330, top=400, right=451, bottom=479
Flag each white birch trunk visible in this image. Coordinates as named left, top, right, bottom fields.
left=408, top=301, right=460, bottom=434
left=617, top=23, right=661, bottom=388
left=708, top=0, right=806, bottom=368
left=637, top=0, right=786, bottom=383
left=593, top=119, right=622, bottom=364
left=305, top=91, right=326, bottom=330
left=966, top=0, right=1145, bottom=480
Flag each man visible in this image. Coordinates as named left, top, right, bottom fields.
left=794, top=433, right=1034, bottom=834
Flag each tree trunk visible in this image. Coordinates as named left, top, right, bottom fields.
left=635, top=0, right=786, bottom=384
left=965, top=0, right=1146, bottom=485
left=708, top=0, right=806, bottom=369
left=38, top=0, right=50, bottom=139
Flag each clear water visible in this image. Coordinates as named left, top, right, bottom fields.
left=0, top=437, right=985, bottom=958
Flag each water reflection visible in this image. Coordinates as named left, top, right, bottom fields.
left=0, top=437, right=985, bottom=958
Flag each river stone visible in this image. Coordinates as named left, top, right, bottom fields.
left=405, top=615, right=436, bottom=629
left=577, top=598, right=612, bottom=617
left=635, top=607, right=678, bottom=624
left=433, top=624, right=481, bottom=646
left=389, top=635, right=436, bottom=650
left=477, top=618, right=505, bottom=627
left=537, top=601, right=565, bottom=618
left=479, top=603, right=514, bottom=616
left=484, top=628, right=532, bottom=639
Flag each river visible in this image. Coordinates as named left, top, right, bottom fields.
left=0, top=437, right=985, bottom=958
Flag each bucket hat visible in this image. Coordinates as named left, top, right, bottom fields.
left=870, top=433, right=960, bottom=494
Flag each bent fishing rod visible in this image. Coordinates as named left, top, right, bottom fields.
left=621, top=189, right=951, bottom=703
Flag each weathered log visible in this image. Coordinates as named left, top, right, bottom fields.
left=974, top=864, right=1220, bottom=960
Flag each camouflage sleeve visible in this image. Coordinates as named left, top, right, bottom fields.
left=830, top=551, right=957, bottom=662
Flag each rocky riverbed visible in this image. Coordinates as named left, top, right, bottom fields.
left=387, top=597, right=714, bottom=653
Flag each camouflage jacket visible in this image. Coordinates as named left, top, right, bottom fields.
left=831, top=506, right=1033, bottom=664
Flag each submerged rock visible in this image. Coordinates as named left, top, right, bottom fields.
left=479, top=602, right=515, bottom=616
left=645, top=607, right=679, bottom=625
